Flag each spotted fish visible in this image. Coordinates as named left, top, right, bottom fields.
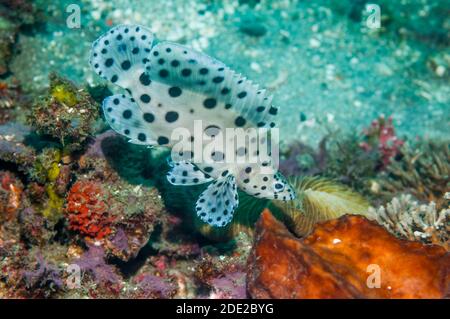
left=89, top=24, right=295, bottom=227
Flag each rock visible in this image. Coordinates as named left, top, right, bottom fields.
left=0, top=122, right=36, bottom=168
left=247, top=210, right=449, bottom=299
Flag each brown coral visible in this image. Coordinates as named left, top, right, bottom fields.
left=247, top=210, right=449, bottom=299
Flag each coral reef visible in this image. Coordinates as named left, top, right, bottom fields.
left=28, top=73, right=99, bottom=152
left=22, top=253, right=63, bottom=298
left=74, top=244, right=121, bottom=288
left=132, top=273, right=177, bottom=299
left=367, top=194, right=449, bottom=249
left=373, top=142, right=450, bottom=209
left=247, top=210, right=449, bottom=299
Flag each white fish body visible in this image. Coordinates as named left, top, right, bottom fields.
left=89, top=24, right=295, bottom=227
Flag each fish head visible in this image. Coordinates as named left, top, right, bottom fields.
left=267, top=171, right=296, bottom=201
left=239, top=166, right=296, bottom=201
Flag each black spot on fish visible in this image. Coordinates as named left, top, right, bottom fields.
left=236, top=147, right=247, bottom=156
left=123, top=110, right=132, bottom=119
left=113, top=98, right=119, bottom=105
left=139, top=72, right=151, bottom=86
left=237, top=91, right=247, bottom=99
left=204, top=125, right=220, bottom=137
left=199, top=68, right=208, bottom=75
left=165, top=111, right=179, bottom=123
left=138, top=133, right=146, bottom=142
left=121, top=60, right=131, bottom=70
left=234, top=116, right=246, bottom=127
left=181, top=68, right=191, bottom=77
left=111, top=75, right=118, bottom=83
left=269, top=107, right=278, bottom=115
left=157, top=136, right=169, bottom=145
left=275, top=183, right=284, bottom=190
left=140, top=94, right=151, bottom=103
left=159, top=69, right=169, bottom=78
left=171, top=60, right=180, bottom=67
left=213, top=76, right=224, bottom=83
left=105, top=58, right=114, bottom=67
left=203, top=98, right=217, bottom=109
left=168, top=87, right=182, bottom=97
left=143, top=113, right=155, bottom=123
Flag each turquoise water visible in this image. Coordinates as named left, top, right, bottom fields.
left=9, top=0, right=450, bottom=146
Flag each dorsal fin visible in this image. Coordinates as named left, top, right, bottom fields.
left=145, top=41, right=279, bottom=128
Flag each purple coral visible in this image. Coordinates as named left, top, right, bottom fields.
left=133, top=273, right=175, bottom=299
left=110, top=228, right=129, bottom=253
left=209, top=271, right=247, bottom=299
left=74, top=244, right=120, bottom=285
left=22, top=253, right=63, bottom=292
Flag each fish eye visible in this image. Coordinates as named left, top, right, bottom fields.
left=274, top=182, right=284, bottom=191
